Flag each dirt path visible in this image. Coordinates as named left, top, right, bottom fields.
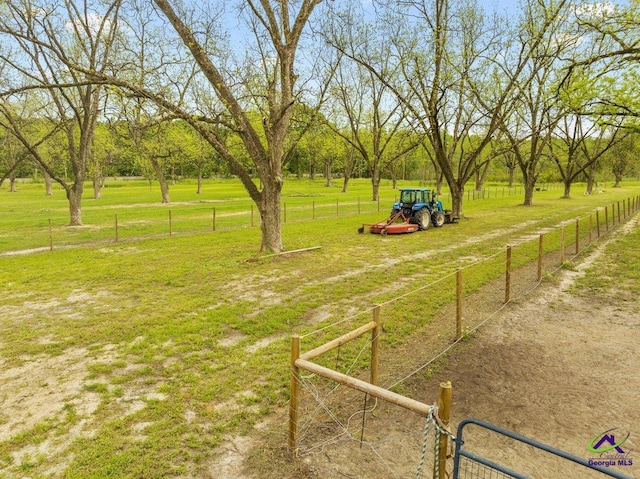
left=241, top=218, right=640, bottom=479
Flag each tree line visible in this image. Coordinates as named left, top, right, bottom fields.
left=0, top=0, right=639, bottom=251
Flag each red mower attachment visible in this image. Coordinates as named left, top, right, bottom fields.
left=358, top=210, right=419, bottom=235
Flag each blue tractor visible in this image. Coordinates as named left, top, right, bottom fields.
left=360, top=188, right=456, bottom=234
left=391, top=188, right=455, bottom=230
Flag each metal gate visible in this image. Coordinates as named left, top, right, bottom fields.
left=453, top=418, right=633, bottom=479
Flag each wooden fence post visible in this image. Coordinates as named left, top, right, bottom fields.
left=213, top=207, right=216, bottom=231
left=358, top=197, right=361, bottom=215
left=288, top=335, right=301, bottom=450
left=560, top=226, right=565, bottom=264
left=456, top=269, right=463, bottom=340
left=169, top=210, right=172, bottom=236
left=589, top=215, right=592, bottom=245
left=596, top=210, right=600, bottom=239
left=505, top=245, right=512, bottom=304
left=434, top=381, right=452, bottom=479
left=575, top=219, right=579, bottom=255
left=537, top=234, right=543, bottom=282
left=336, top=199, right=339, bottom=217
left=605, top=207, right=609, bottom=232
left=313, top=201, right=315, bottom=220
left=617, top=201, right=621, bottom=223
left=370, top=306, right=381, bottom=386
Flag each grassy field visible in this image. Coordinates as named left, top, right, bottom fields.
left=0, top=177, right=639, bottom=478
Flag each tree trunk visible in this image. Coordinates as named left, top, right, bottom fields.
left=508, top=166, right=515, bottom=188
left=436, top=171, right=444, bottom=196
left=585, top=163, right=596, bottom=194
left=523, top=179, right=536, bottom=206
left=66, top=181, right=84, bottom=226
left=476, top=162, right=490, bottom=191
left=43, top=168, right=53, bottom=196
left=450, top=183, right=464, bottom=219
left=371, top=171, right=380, bottom=202
left=614, top=174, right=622, bottom=188
left=151, top=158, right=170, bottom=203
left=562, top=180, right=572, bottom=199
left=9, top=172, right=17, bottom=192
left=258, top=179, right=283, bottom=252
left=93, top=176, right=103, bottom=199
left=325, top=162, right=331, bottom=187
left=342, top=176, right=350, bottom=193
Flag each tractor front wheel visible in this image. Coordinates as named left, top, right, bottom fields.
left=432, top=211, right=445, bottom=227
left=414, top=208, right=430, bottom=230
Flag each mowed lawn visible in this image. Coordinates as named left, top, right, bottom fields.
left=1, top=178, right=639, bottom=478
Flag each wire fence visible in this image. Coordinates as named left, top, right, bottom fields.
left=0, top=184, right=533, bottom=255
left=287, top=194, right=640, bottom=478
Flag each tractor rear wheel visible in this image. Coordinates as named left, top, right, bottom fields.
left=414, top=208, right=430, bottom=230
left=432, top=211, right=445, bottom=227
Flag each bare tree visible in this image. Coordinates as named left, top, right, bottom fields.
left=328, top=0, right=570, bottom=218
left=83, top=0, right=330, bottom=252
left=549, top=114, right=627, bottom=198
left=323, top=16, right=422, bottom=201
left=0, top=0, right=121, bottom=225
left=149, top=0, right=327, bottom=252
left=494, top=0, right=583, bottom=206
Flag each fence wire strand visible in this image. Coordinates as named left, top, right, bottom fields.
left=289, top=197, right=639, bottom=477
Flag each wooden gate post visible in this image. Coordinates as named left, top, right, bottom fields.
left=288, top=335, right=301, bottom=450
left=434, top=381, right=452, bottom=479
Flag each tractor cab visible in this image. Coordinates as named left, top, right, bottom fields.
left=394, top=188, right=434, bottom=213
left=399, top=189, right=428, bottom=207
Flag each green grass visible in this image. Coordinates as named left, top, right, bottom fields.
left=0, top=177, right=639, bottom=477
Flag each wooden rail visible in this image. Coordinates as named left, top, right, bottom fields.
left=295, top=358, right=433, bottom=417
